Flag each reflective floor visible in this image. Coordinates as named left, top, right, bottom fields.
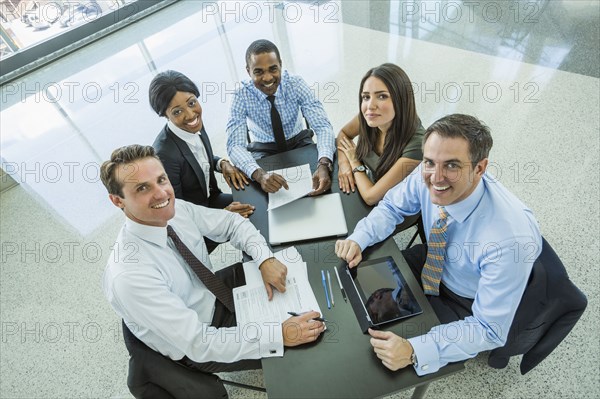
left=1, top=1, right=598, bottom=398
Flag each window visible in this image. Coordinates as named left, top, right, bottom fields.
left=0, top=0, right=170, bottom=84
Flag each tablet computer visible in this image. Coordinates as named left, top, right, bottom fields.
left=341, top=256, right=422, bottom=332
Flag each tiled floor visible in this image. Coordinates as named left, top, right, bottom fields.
left=1, top=1, right=598, bottom=398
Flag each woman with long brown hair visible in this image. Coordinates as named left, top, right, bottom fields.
left=337, top=63, right=424, bottom=206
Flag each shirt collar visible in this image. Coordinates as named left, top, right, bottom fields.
left=167, top=120, right=202, bottom=147
left=125, top=217, right=169, bottom=248
left=444, top=177, right=486, bottom=223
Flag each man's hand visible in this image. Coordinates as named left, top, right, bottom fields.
left=335, top=239, right=362, bottom=268
left=259, top=257, right=288, bottom=300
left=282, top=311, right=325, bottom=347
left=253, top=168, right=289, bottom=193
left=309, top=163, right=332, bottom=196
left=368, top=328, right=414, bottom=371
left=224, top=201, right=255, bottom=218
left=221, top=161, right=249, bottom=190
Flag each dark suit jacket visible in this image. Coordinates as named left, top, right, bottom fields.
left=153, top=125, right=221, bottom=207
left=488, top=237, right=587, bottom=374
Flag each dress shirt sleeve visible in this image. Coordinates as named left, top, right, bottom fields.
left=111, top=267, right=282, bottom=363
left=226, top=89, right=261, bottom=178
left=187, top=203, right=274, bottom=267
left=348, top=171, right=422, bottom=250
left=408, top=235, right=540, bottom=376
left=293, top=76, right=335, bottom=162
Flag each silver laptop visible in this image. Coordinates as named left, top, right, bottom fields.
left=268, top=193, right=348, bottom=245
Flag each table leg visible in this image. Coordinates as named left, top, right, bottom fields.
left=411, top=382, right=430, bottom=399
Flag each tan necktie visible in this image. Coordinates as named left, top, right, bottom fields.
left=421, top=207, right=449, bottom=296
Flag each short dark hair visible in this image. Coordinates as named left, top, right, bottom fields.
left=424, top=114, right=493, bottom=165
left=100, top=145, right=160, bottom=197
left=245, top=39, right=281, bottom=67
left=148, top=70, right=199, bottom=117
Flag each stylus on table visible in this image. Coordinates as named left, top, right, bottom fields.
left=333, top=267, right=348, bottom=302
left=327, top=270, right=335, bottom=307
left=287, top=311, right=327, bottom=322
left=321, top=270, right=331, bottom=309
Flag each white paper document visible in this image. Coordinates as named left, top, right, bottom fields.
left=267, top=164, right=313, bottom=210
left=233, top=247, right=321, bottom=325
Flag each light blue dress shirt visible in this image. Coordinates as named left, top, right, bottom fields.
left=226, top=70, right=335, bottom=178
left=349, top=164, right=542, bottom=376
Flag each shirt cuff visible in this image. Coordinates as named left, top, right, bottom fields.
left=408, top=334, right=441, bottom=376
left=348, top=231, right=371, bottom=252
left=248, top=240, right=274, bottom=267
left=317, top=149, right=334, bottom=165
left=258, top=322, right=284, bottom=357
left=216, top=157, right=228, bottom=173
left=244, top=163, right=261, bottom=181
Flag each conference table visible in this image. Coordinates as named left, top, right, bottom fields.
left=232, top=144, right=464, bottom=399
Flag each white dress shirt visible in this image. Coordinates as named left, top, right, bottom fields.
left=103, top=199, right=282, bottom=363
left=167, top=120, right=211, bottom=190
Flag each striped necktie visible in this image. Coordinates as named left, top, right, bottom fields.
left=421, top=207, right=449, bottom=296
left=167, top=225, right=235, bottom=312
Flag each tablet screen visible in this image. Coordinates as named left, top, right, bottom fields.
left=348, top=257, right=422, bottom=326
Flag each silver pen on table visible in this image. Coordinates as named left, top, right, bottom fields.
left=327, top=270, right=334, bottom=307
left=333, top=267, right=348, bottom=302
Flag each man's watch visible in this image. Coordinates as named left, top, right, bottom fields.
left=352, top=165, right=367, bottom=174
left=317, top=159, right=333, bottom=173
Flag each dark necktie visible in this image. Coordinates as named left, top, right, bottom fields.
left=267, top=95, right=287, bottom=152
left=166, top=225, right=235, bottom=312
left=421, top=207, right=449, bottom=296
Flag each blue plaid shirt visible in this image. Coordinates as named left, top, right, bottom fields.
left=226, top=70, right=335, bottom=178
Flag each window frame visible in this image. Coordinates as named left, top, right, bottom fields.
left=0, top=0, right=174, bottom=85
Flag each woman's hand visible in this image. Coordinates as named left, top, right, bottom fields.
left=337, top=159, right=355, bottom=194
left=337, top=135, right=358, bottom=163
left=225, top=201, right=255, bottom=218
left=221, top=161, right=249, bottom=190
left=337, top=136, right=359, bottom=193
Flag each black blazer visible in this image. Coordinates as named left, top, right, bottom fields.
left=488, top=237, right=587, bottom=374
left=153, top=125, right=221, bottom=207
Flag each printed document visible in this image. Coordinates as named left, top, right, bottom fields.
left=233, top=247, right=322, bottom=325
left=267, top=164, right=313, bottom=210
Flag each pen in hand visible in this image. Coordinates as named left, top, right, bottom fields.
left=287, top=311, right=327, bottom=322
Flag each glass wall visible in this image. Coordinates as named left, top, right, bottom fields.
left=0, top=0, right=170, bottom=83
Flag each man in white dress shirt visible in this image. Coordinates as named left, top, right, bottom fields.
left=100, top=145, right=325, bottom=392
